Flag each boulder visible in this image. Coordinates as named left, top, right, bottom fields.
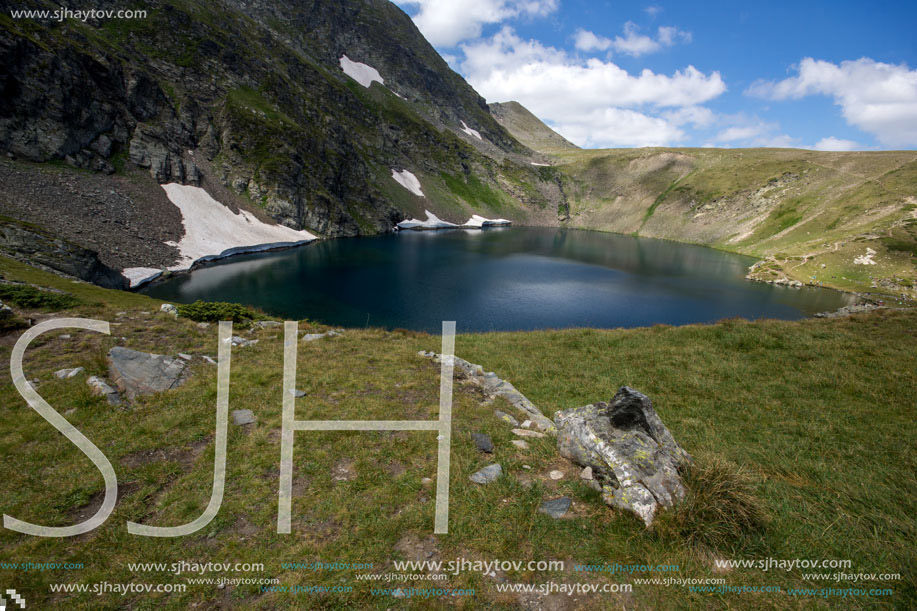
left=472, top=433, right=494, bottom=453
left=108, top=347, right=189, bottom=400
left=54, top=367, right=84, bottom=379
left=160, top=303, right=179, bottom=317
left=232, top=409, right=256, bottom=426
left=493, top=409, right=519, bottom=427
left=469, top=463, right=502, bottom=485
left=538, top=497, right=571, bottom=519
left=555, top=387, right=691, bottom=526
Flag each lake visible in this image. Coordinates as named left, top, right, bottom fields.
left=141, top=227, right=855, bottom=332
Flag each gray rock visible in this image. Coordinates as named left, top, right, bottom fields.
left=253, top=321, right=282, bottom=329
left=493, top=409, right=519, bottom=427
left=538, top=497, right=572, bottom=519
left=302, top=329, right=343, bottom=342
left=555, top=386, right=691, bottom=526
left=472, top=433, right=494, bottom=453
left=86, top=376, right=121, bottom=406
left=202, top=355, right=218, bottom=365
left=108, top=347, right=189, bottom=400
left=469, top=463, right=502, bottom=485
left=292, top=389, right=307, bottom=398
left=230, top=336, right=258, bottom=348
left=511, top=439, right=529, bottom=450
left=178, top=353, right=192, bottom=361
left=512, top=428, right=545, bottom=438
left=160, top=303, right=179, bottom=317
left=580, top=466, right=594, bottom=480
left=54, top=367, right=84, bottom=379
left=232, top=409, right=256, bottom=426
left=419, top=352, right=554, bottom=432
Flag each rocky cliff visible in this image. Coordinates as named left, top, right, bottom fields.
left=0, top=0, right=564, bottom=261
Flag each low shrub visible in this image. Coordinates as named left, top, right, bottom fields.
left=0, top=283, right=81, bottom=310
left=176, top=300, right=259, bottom=323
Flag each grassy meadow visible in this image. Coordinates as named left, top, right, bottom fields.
left=0, top=256, right=914, bottom=609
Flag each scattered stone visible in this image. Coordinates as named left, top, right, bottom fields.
left=253, top=321, right=282, bottom=329
left=469, top=463, right=502, bottom=485
left=54, top=367, right=84, bottom=379
left=511, top=440, right=529, bottom=450
left=814, top=302, right=883, bottom=319
left=108, top=346, right=189, bottom=400
left=419, top=352, right=554, bottom=432
left=232, top=409, right=256, bottom=426
left=420, top=477, right=434, bottom=485
left=521, top=420, right=532, bottom=429
left=197, top=322, right=210, bottom=329
left=86, top=376, right=121, bottom=406
left=522, top=465, right=531, bottom=470
left=580, top=466, right=593, bottom=480
left=160, top=303, right=179, bottom=317
left=548, top=470, right=564, bottom=480
left=555, top=386, right=691, bottom=526
left=59, top=334, right=71, bottom=340
left=178, top=353, right=192, bottom=361
left=202, top=355, right=217, bottom=365
left=292, top=389, right=307, bottom=398
left=538, top=497, right=572, bottom=519
left=332, top=458, right=356, bottom=481
left=230, top=336, right=258, bottom=348
left=302, top=329, right=343, bottom=342
left=512, top=428, right=545, bottom=439
left=493, top=409, right=519, bottom=426
left=472, top=433, right=494, bottom=453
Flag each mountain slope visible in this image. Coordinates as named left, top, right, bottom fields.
left=553, top=147, right=917, bottom=297
left=0, top=0, right=566, bottom=274
left=489, top=101, right=579, bottom=154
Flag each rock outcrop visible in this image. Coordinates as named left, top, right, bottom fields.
left=555, top=387, right=691, bottom=526
left=108, top=347, right=189, bottom=400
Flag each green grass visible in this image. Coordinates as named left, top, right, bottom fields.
left=0, top=283, right=81, bottom=310
left=0, top=262, right=914, bottom=608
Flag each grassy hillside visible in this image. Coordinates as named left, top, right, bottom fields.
left=489, top=102, right=579, bottom=155
left=0, top=257, right=914, bottom=609
left=551, top=147, right=917, bottom=298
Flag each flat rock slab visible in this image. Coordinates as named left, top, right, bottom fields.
left=538, top=497, right=572, bottom=519
left=232, top=409, right=256, bottom=426
left=494, top=409, right=519, bottom=426
left=512, top=429, right=545, bottom=438
left=108, top=346, right=189, bottom=400
left=469, top=463, right=502, bottom=485
left=54, top=367, right=84, bottom=379
left=472, top=433, right=494, bottom=453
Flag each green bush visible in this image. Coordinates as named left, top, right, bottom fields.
left=176, top=300, right=259, bottom=323
left=0, top=283, right=81, bottom=310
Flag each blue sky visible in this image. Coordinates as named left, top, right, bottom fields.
left=394, top=1, right=917, bottom=150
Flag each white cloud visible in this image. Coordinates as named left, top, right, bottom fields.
left=396, top=0, right=558, bottom=47
left=708, top=117, right=796, bottom=148
left=747, top=57, right=917, bottom=147
left=645, top=5, right=663, bottom=18
left=574, top=23, right=691, bottom=57
left=813, top=137, right=859, bottom=151
left=461, top=27, right=724, bottom=147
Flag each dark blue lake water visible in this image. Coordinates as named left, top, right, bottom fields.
left=141, top=227, right=854, bottom=332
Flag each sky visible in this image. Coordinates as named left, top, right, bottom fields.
left=393, top=0, right=917, bottom=150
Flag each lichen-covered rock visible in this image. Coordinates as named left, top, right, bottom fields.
left=555, top=387, right=691, bottom=526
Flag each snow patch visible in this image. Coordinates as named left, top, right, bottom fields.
left=463, top=214, right=511, bottom=228
left=460, top=121, right=482, bottom=141
left=397, top=210, right=511, bottom=230
left=122, top=267, right=163, bottom=289
left=339, top=55, right=384, bottom=88
left=853, top=247, right=878, bottom=265
left=530, top=162, right=550, bottom=167
left=391, top=169, right=425, bottom=197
